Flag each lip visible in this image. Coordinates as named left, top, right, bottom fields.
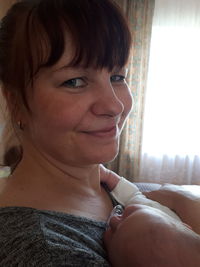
left=83, top=126, right=118, bottom=138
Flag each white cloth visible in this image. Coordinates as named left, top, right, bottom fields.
left=111, top=177, right=181, bottom=221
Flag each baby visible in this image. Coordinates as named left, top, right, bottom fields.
left=103, top=204, right=200, bottom=267
left=100, top=167, right=200, bottom=266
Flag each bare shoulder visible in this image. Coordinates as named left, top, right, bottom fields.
left=0, top=177, right=8, bottom=194
left=0, top=179, right=10, bottom=206
left=0, top=177, right=22, bottom=207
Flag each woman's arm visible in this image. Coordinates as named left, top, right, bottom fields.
left=144, top=184, right=200, bottom=234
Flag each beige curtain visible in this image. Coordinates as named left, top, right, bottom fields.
left=106, top=0, right=155, bottom=181
left=139, top=0, right=200, bottom=185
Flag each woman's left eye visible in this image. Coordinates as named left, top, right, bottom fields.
left=61, top=77, right=87, bottom=88
left=110, top=75, right=126, bottom=83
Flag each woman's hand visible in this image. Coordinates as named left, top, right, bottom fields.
left=144, top=184, right=200, bottom=234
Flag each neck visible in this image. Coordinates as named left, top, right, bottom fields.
left=3, top=143, right=113, bottom=220
left=10, top=143, right=102, bottom=197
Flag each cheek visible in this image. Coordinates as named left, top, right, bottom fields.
left=29, top=94, right=85, bottom=131
left=103, top=229, right=112, bottom=249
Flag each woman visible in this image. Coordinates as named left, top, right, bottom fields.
left=0, top=0, right=199, bottom=266
left=0, top=0, right=132, bottom=265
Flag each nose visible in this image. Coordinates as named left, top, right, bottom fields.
left=107, top=205, right=124, bottom=231
left=91, top=82, right=124, bottom=117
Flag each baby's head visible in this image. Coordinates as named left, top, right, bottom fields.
left=104, top=204, right=196, bottom=267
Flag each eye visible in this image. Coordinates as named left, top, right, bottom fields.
left=61, top=77, right=87, bottom=88
left=110, top=75, right=126, bottom=83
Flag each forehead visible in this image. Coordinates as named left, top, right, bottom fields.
left=39, top=35, right=128, bottom=77
left=34, top=33, right=75, bottom=77
left=24, top=1, right=131, bottom=82
left=52, top=33, right=75, bottom=69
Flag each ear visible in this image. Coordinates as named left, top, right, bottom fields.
left=0, top=86, right=8, bottom=118
left=1, top=87, right=27, bottom=126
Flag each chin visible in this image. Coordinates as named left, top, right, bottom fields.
left=100, top=142, right=119, bottom=163
left=102, top=152, right=118, bottom=164
left=90, top=147, right=119, bottom=164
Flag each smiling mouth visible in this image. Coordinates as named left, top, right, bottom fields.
left=83, top=126, right=118, bottom=138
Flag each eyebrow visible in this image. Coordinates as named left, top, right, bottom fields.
left=53, top=65, right=74, bottom=73
left=52, top=63, right=92, bottom=73
left=114, top=67, right=128, bottom=74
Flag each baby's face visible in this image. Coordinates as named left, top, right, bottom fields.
left=104, top=204, right=182, bottom=267
left=104, top=204, right=167, bottom=247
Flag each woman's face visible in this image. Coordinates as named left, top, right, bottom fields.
left=23, top=38, right=132, bottom=167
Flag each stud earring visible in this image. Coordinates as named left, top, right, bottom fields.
left=17, top=120, right=24, bottom=130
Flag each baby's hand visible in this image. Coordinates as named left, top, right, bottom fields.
left=100, top=165, right=120, bottom=191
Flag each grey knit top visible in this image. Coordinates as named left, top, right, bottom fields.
left=0, top=206, right=111, bottom=266
left=0, top=182, right=118, bottom=267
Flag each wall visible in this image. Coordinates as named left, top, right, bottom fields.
left=0, top=0, right=16, bottom=19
